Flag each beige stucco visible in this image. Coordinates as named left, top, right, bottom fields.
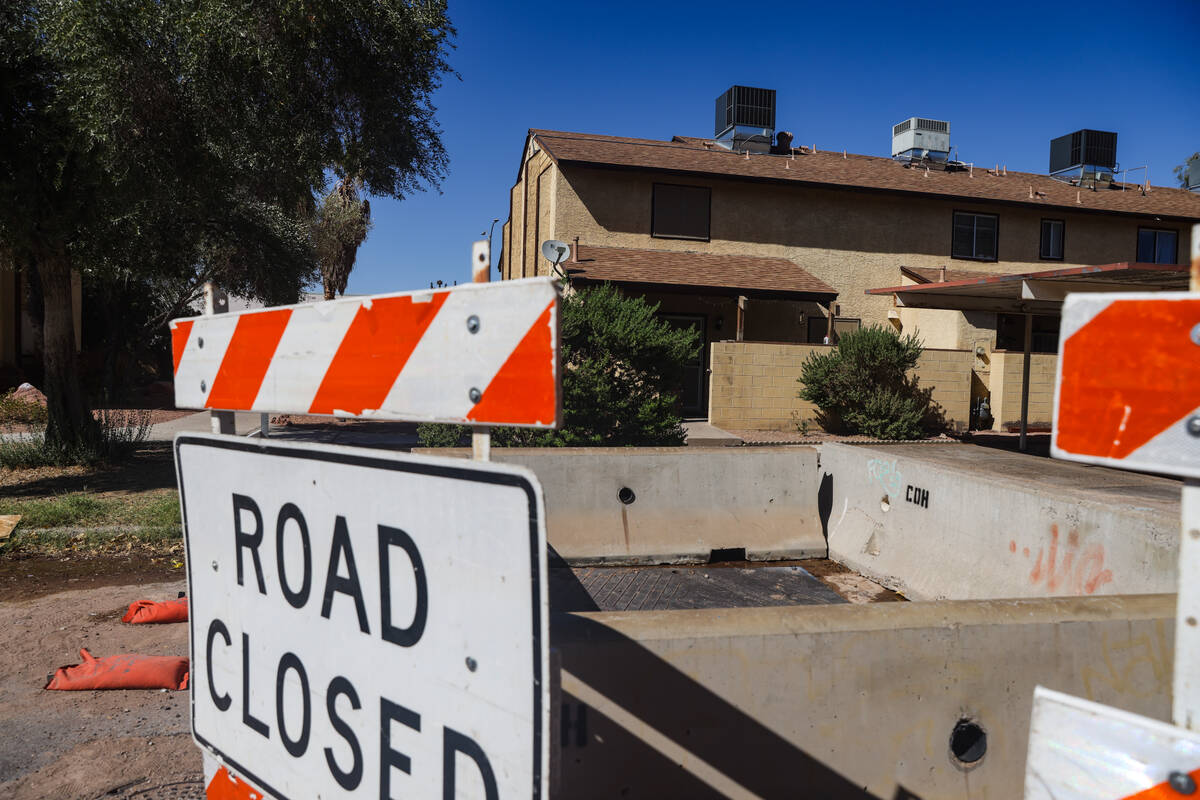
left=501, top=134, right=1192, bottom=424
left=990, top=351, right=1057, bottom=431
left=708, top=341, right=973, bottom=432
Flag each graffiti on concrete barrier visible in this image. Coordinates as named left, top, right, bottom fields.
left=1080, top=620, right=1171, bottom=702
left=1008, top=524, right=1114, bottom=595
left=904, top=485, right=929, bottom=508
left=867, top=458, right=903, bottom=497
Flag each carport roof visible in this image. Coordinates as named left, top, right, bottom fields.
left=564, top=245, right=838, bottom=301
left=867, top=262, right=1191, bottom=314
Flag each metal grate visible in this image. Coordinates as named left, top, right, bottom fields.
left=916, top=118, right=949, bottom=134
left=893, top=119, right=912, bottom=136
left=715, top=86, right=776, bottom=136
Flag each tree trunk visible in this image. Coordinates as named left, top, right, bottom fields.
left=37, top=245, right=96, bottom=451
left=323, top=279, right=336, bottom=301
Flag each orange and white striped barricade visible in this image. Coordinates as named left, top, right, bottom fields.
left=171, top=277, right=560, bottom=428
left=1027, top=285, right=1200, bottom=798
left=171, top=276, right=558, bottom=800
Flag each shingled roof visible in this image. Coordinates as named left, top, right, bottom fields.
left=563, top=245, right=837, bottom=300
left=530, top=129, right=1200, bottom=222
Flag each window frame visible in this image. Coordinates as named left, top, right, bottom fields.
left=1039, top=218, right=1065, bottom=261
left=950, top=210, right=1000, bottom=262
left=1136, top=227, right=1179, bottom=265
left=651, top=182, right=712, bottom=242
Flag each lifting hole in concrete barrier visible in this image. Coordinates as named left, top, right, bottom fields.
left=949, top=718, right=987, bottom=765
left=617, top=487, right=636, bottom=505
left=708, top=547, right=747, bottom=564
left=880, top=495, right=891, bottom=512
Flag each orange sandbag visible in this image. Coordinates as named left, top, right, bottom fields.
left=122, top=597, right=188, bottom=624
left=45, top=648, right=189, bottom=691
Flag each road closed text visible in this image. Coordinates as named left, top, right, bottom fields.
left=203, top=493, right=500, bottom=799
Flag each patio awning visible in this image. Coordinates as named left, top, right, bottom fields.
left=866, top=261, right=1192, bottom=452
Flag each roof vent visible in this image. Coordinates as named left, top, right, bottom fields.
left=891, top=117, right=951, bottom=162
left=715, top=86, right=776, bottom=153
left=1049, top=129, right=1118, bottom=185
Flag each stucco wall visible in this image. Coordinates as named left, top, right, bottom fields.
left=990, top=351, right=1058, bottom=430
left=709, top=341, right=972, bottom=432
left=547, top=163, right=1193, bottom=330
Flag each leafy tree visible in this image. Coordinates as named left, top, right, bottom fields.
left=798, top=325, right=941, bottom=440
left=313, top=178, right=372, bottom=300
left=0, top=1, right=453, bottom=456
left=418, top=283, right=700, bottom=447
left=1174, top=152, right=1199, bottom=188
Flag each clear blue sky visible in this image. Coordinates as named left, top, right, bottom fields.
left=344, top=0, right=1200, bottom=296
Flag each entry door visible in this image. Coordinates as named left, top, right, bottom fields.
left=661, top=314, right=707, bottom=416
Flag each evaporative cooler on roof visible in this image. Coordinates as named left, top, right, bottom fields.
left=1049, top=129, right=1118, bottom=178
left=891, top=117, right=951, bottom=162
left=714, top=86, right=776, bottom=152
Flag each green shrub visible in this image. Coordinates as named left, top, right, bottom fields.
left=418, top=283, right=699, bottom=448
left=0, top=407, right=152, bottom=468
left=0, top=391, right=48, bottom=425
left=798, top=325, right=942, bottom=440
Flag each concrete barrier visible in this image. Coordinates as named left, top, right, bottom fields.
left=821, top=443, right=1180, bottom=600
left=413, top=447, right=824, bottom=563
left=552, top=593, right=1175, bottom=799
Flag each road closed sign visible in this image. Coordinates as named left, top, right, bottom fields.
left=175, top=434, right=548, bottom=799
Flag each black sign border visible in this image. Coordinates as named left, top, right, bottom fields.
left=175, top=434, right=545, bottom=800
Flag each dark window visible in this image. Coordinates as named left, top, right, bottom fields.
left=996, top=314, right=1060, bottom=354
left=1040, top=219, right=1064, bottom=260
left=806, top=316, right=860, bottom=344
left=652, top=184, right=711, bottom=241
left=1137, top=228, right=1178, bottom=264
left=952, top=212, right=998, bottom=261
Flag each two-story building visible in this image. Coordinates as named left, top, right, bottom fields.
left=499, top=93, right=1200, bottom=426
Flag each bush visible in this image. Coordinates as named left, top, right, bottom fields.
left=0, top=391, right=48, bottom=425
left=0, top=407, right=153, bottom=468
left=798, top=325, right=941, bottom=440
left=418, top=283, right=700, bottom=448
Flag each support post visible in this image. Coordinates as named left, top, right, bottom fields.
left=1019, top=312, right=1032, bottom=452
left=471, top=240, right=491, bottom=461
left=736, top=296, right=746, bottom=343
left=1175, top=480, right=1200, bottom=730
left=204, top=282, right=235, bottom=435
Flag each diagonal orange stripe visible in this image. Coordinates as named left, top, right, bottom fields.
left=206, top=765, right=263, bottom=800
left=1120, top=767, right=1200, bottom=799
left=171, top=319, right=194, bottom=375
left=205, top=309, right=293, bottom=411
left=467, top=300, right=557, bottom=425
left=1058, top=299, right=1200, bottom=459
left=308, top=292, right=449, bottom=416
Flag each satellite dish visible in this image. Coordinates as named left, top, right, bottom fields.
left=541, top=239, right=571, bottom=269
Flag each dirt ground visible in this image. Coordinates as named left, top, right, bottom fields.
left=0, top=577, right=200, bottom=799
left=0, top=441, right=177, bottom=499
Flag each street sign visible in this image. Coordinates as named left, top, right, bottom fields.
left=171, top=277, right=560, bottom=428
left=175, top=433, right=549, bottom=799
left=1025, top=687, right=1200, bottom=800
left=1052, top=292, right=1200, bottom=479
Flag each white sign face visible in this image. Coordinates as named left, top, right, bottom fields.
left=1025, top=686, right=1200, bottom=799
left=175, top=434, right=549, bottom=799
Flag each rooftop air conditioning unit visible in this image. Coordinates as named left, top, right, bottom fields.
left=1187, top=154, right=1200, bottom=193
left=715, top=86, right=776, bottom=153
left=892, top=117, right=951, bottom=161
left=1049, top=129, right=1118, bottom=175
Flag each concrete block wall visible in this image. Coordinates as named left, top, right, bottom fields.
left=821, top=443, right=1179, bottom=601
left=990, top=351, right=1057, bottom=431
left=554, top=594, right=1174, bottom=799
left=709, top=341, right=973, bottom=431
left=413, top=446, right=825, bottom=563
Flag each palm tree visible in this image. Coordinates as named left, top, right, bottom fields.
left=312, top=178, right=371, bottom=300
